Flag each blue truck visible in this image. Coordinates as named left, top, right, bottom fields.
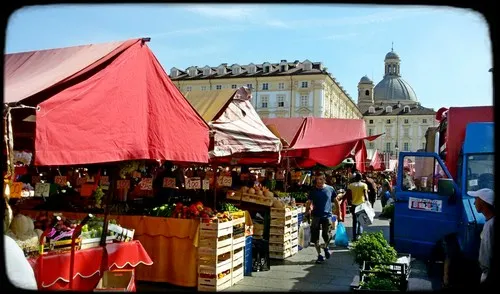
left=392, top=106, right=494, bottom=287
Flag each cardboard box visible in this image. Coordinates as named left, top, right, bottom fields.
left=94, top=270, right=135, bottom=292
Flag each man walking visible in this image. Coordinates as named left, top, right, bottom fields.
left=305, top=172, right=336, bottom=264
left=363, top=174, right=377, bottom=208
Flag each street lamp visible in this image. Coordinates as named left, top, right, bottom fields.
left=395, top=143, right=399, bottom=160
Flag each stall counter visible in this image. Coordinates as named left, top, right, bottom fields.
left=20, top=210, right=200, bottom=287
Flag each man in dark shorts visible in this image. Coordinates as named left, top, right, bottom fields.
left=305, top=172, right=336, bottom=264
left=363, top=174, right=377, bottom=208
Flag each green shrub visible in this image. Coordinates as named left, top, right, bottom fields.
left=351, top=231, right=397, bottom=266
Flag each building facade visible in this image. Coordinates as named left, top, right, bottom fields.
left=357, top=49, right=438, bottom=157
left=169, top=60, right=362, bottom=119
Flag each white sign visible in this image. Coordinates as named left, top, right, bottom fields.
left=202, top=179, right=210, bottom=190
left=34, top=183, right=51, bottom=197
left=222, top=176, right=232, bottom=187
left=186, top=177, right=201, bottom=190
left=408, top=197, right=442, bottom=213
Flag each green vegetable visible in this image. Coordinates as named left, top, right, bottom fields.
left=381, top=203, right=395, bottom=219
left=218, top=202, right=239, bottom=212
left=351, top=231, right=397, bottom=266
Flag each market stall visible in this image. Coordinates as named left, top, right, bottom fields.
left=4, top=38, right=211, bottom=290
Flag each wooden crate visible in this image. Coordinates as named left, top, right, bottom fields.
left=226, top=191, right=242, bottom=201
left=230, top=211, right=246, bottom=226
left=269, top=248, right=291, bottom=260
left=198, top=271, right=232, bottom=292
left=269, top=233, right=291, bottom=243
left=231, top=264, right=244, bottom=285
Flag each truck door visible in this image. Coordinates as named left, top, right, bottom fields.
left=393, top=152, right=460, bottom=259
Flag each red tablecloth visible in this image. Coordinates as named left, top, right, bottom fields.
left=28, top=240, right=152, bottom=291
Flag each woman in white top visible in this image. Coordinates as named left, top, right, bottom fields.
left=3, top=188, right=38, bottom=290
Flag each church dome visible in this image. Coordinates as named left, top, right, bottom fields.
left=359, top=75, right=373, bottom=84
left=373, top=76, right=418, bottom=102
left=385, top=51, right=400, bottom=60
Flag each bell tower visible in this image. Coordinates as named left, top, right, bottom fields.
left=357, top=75, right=374, bottom=105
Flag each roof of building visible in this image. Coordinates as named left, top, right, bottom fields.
left=358, top=102, right=436, bottom=116
left=385, top=51, right=400, bottom=60
left=359, top=75, right=373, bottom=84
left=170, top=60, right=326, bottom=80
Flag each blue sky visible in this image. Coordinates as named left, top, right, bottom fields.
left=6, top=4, right=493, bottom=110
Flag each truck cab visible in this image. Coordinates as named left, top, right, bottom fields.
left=393, top=106, right=494, bottom=286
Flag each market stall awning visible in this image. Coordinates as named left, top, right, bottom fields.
left=263, top=117, right=381, bottom=171
left=183, top=87, right=282, bottom=164
left=263, top=118, right=306, bottom=147
left=4, top=38, right=210, bottom=165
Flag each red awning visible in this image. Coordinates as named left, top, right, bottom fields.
left=263, top=118, right=306, bottom=147
left=4, top=39, right=210, bottom=165
left=208, top=88, right=282, bottom=162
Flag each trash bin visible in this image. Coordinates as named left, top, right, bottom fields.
left=244, top=236, right=253, bottom=276
left=252, top=239, right=270, bottom=272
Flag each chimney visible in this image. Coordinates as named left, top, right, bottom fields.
left=281, top=59, right=287, bottom=63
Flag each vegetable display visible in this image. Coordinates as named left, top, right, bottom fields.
left=351, top=231, right=397, bottom=266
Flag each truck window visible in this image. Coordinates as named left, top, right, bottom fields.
left=466, top=154, right=494, bottom=195
left=402, top=155, right=449, bottom=194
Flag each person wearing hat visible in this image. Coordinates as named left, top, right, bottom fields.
left=469, top=188, right=495, bottom=285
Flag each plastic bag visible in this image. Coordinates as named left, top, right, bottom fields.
left=298, top=223, right=305, bottom=247
left=334, top=222, right=349, bottom=247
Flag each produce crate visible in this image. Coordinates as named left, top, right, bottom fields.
left=270, top=218, right=293, bottom=227
left=198, top=269, right=232, bottom=292
left=290, top=238, right=298, bottom=247
left=230, top=211, right=245, bottom=226
left=290, top=231, right=298, bottom=240
left=291, top=245, right=298, bottom=256
left=241, top=193, right=258, bottom=203
left=232, top=247, right=244, bottom=265
left=231, top=263, right=244, bottom=285
left=270, top=208, right=292, bottom=217
left=269, top=241, right=292, bottom=252
left=269, top=248, right=291, bottom=260
left=254, top=197, right=273, bottom=206
left=269, top=233, right=291, bottom=243
left=198, top=253, right=233, bottom=272
left=200, top=219, right=234, bottom=238
left=355, top=254, right=411, bottom=292
left=226, top=191, right=242, bottom=201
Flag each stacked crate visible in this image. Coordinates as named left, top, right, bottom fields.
left=198, top=219, right=234, bottom=292
left=269, top=207, right=299, bottom=259
left=231, top=211, right=246, bottom=285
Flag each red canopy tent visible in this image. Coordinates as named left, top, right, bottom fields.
left=184, top=87, right=282, bottom=166
left=4, top=38, right=210, bottom=166
left=263, top=117, right=381, bottom=172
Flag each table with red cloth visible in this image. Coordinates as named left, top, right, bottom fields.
left=28, top=240, right=152, bottom=291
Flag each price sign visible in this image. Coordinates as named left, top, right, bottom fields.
left=163, top=177, right=176, bottom=188
left=32, top=176, right=41, bottom=185
left=116, top=180, right=130, bottom=190
left=54, top=176, right=67, bottom=186
left=100, top=176, right=110, bottom=185
left=186, top=177, right=201, bottom=190
left=222, top=176, right=232, bottom=187
left=80, top=183, right=94, bottom=197
left=76, top=176, right=88, bottom=186
left=132, top=171, right=142, bottom=178
left=240, top=173, right=249, bottom=181
left=9, top=182, right=23, bottom=198
left=202, top=179, right=210, bottom=190
left=34, top=183, right=51, bottom=197
left=216, top=176, right=224, bottom=187
left=139, top=178, right=153, bottom=190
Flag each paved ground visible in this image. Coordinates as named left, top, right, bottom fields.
left=137, top=199, right=442, bottom=292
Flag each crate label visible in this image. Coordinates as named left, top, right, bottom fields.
left=139, top=178, right=153, bottom=190
left=116, top=180, right=130, bottom=190
left=186, top=177, right=201, bottom=190
left=54, top=176, right=67, bottom=186
left=163, top=177, right=176, bottom=188
left=34, top=183, right=51, bottom=197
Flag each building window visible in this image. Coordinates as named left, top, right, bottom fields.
left=262, top=83, right=269, bottom=90
left=277, top=95, right=285, bottom=107
left=404, top=106, right=411, bottom=113
left=201, top=86, right=207, bottom=91
left=278, top=83, right=285, bottom=90
left=386, top=119, right=391, bottom=124
left=368, top=129, right=373, bottom=136
left=247, top=84, right=253, bottom=89
left=186, top=86, right=192, bottom=92
left=386, top=142, right=391, bottom=152
left=232, top=67, right=240, bottom=75
left=216, top=85, right=222, bottom=90
left=301, top=81, right=308, bottom=88
left=369, top=119, right=374, bottom=124
left=404, top=119, right=409, bottom=124
left=404, top=128, right=409, bottom=137
left=300, top=95, right=309, bottom=107
left=280, top=65, right=286, bottom=72
left=386, top=106, right=393, bottom=113
left=403, top=142, right=409, bottom=151
left=261, top=97, right=268, bottom=108
left=368, top=106, right=375, bottom=114
left=422, top=119, right=428, bottom=124
left=365, top=90, right=370, bottom=96
left=231, top=84, right=237, bottom=89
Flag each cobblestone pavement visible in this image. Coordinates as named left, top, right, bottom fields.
left=137, top=199, right=441, bottom=292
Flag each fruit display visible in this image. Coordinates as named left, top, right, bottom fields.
left=218, top=202, right=240, bottom=213
left=217, top=269, right=231, bottom=279
left=6, top=214, right=42, bottom=254
left=148, top=204, right=176, bottom=217
left=240, top=185, right=274, bottom=198
left=80, top=217, right=119, bottom=239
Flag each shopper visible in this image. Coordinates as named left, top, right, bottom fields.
left=380, top=174, right=393, bottom=208
left=3, top=186, right=38, bottom=290
left=347, top=172, right=369, bottom=241
left=305, top=172, right=336, bottom=264
left=363, top=174, right=377, bottom=208
left=469, top=188, right=495, bottom=286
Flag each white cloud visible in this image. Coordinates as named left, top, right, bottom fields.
left=184, top=5, right=260, bottom=20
